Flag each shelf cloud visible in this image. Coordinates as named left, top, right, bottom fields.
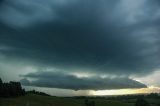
left=0, top=0, right=160, bottom=90
left=20, top=71, right=147, bottom=90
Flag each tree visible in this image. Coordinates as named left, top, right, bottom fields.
left=135, top=98, right=150, bottom=106
left=85, top=99, right=95, bottom=106
left=0, top=78, right=25, bottom=97
left=0, top=78, right=2, bottom=85
left=0, top=78, right=2, bottom=95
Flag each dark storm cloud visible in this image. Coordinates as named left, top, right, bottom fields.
left=0, top=0, right=160, bottom=82
left=20, top=71, right=147, bottom=90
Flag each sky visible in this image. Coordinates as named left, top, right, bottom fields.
left=0, top=0, right=160, bottom=96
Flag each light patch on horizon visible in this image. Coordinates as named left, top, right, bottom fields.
left=23, top=85, right=160, bottom=96
left=91, top=86, right=160, bottom=96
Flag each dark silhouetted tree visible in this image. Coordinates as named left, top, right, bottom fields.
left=85, top=99, right=89, bottom=106
left=0, top=78, right=2, bottom=85
left=0, top=78, right=25, bottom=97
left=0, top=78, right=2, bottom=95
left=147, top=93, right=159, bottom=98
left=85, top=99, right=95, bottom=106
left=135, top=98, right=150, bottom=106
left=91, top=101, right=95, bottom=106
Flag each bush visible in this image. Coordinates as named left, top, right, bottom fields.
left=135, top=98, right=150, bottom=106
left=85, top=99, right=95, bottom=106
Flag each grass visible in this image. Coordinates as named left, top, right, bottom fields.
left=0, top=94, right=135, bottom=106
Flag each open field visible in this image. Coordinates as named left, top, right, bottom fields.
left=0, top=94, right=134, bottom=106
left=0, top=94, right=159, bottom=106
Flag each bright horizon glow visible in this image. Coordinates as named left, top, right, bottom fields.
left=90, top=86, right=160, bottom=96
left=23, top=86, right=160, bottom=97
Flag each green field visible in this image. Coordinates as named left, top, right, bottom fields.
left=0, top=94, right=135, bottom=106
left=0, top=94, right=159, bottom=106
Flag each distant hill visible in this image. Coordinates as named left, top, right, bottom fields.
left=26, top=90, right=51, bottom=97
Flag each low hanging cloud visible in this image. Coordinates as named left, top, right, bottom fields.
left=0, top=0, right=160, bottom=90
left=20, top=71, right=147, bottom=90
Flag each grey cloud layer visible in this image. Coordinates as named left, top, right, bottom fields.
left=0, top=0, right=160, bottom=89
left=20, top=71, right=147, bottom=90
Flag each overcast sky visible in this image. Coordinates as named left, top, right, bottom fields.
left=0, top=0, right=160, bottom=96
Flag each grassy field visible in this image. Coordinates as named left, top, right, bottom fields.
left=0, top=94, right=135, bottom=106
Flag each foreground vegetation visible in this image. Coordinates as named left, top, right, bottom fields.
left=0, top=94, right=135, bottom=106
left=0, top=78, right=25, bottom=98
left=0, top=93, right=160, bottom=106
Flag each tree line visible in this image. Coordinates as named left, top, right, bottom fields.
left=26, top=90, right=51, bottom=96
left=0, top=78, right=25, bottom=97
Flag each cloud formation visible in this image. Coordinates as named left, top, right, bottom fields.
left=0, top=0, right=160, bottom=90
left=20, top=71, right=147, bottom=90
